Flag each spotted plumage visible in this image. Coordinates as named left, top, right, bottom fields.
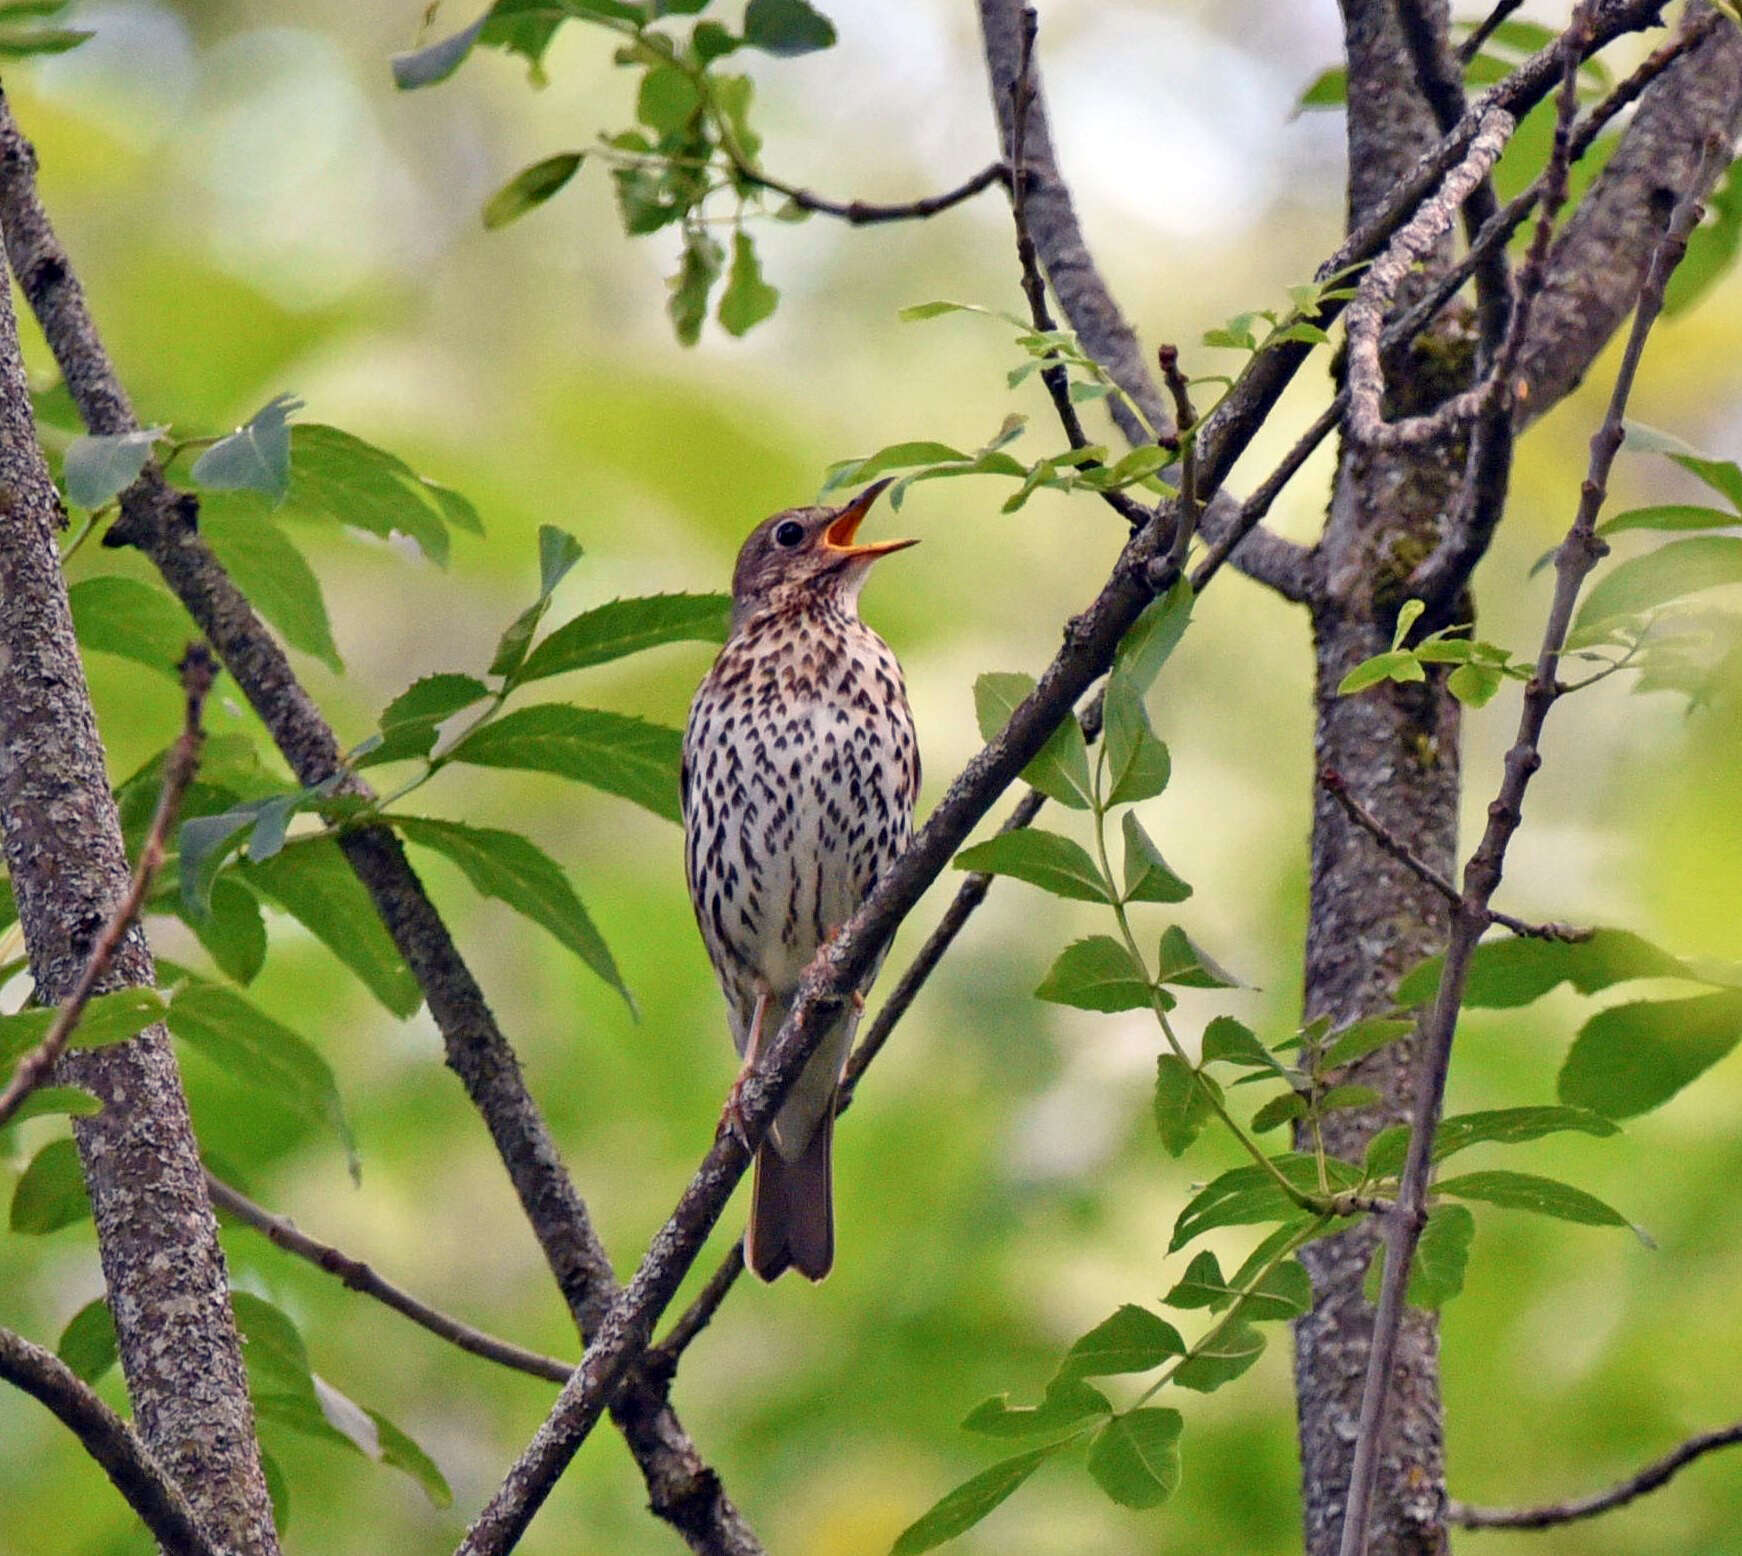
left=682, top=480, right=919, bottom=1281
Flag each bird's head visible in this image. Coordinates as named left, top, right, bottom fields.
left=729, top=479, right=916, bottom=629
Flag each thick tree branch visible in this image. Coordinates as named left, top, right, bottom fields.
left=207, top=1174, right=574, bottom=1386
left=0, top=1326, right=222, bottom=1556
left=0, top=89, right=760, bottom=1556
left=1336, top=168, right=1706, bottom=1556
left=1447, top=1421, right=1742, bottom=1530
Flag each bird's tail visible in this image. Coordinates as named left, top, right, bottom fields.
left=746, top=1113, right=834, bottom=1282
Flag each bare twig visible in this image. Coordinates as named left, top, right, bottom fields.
left=736, top=161, right=1009, bottom=226
left=1335, top=164, right=1709, bottom=1556
left=0, top=1325, right=221, bottom=1556
left=1457, top=0, right=1525, bottom=65
left=648, top=1242, right=746, bottom=1370
left=1447, top=1421, right=1742, bottom=1530
left=207, top=1173, right=574, bottom=1386
left=0, top=645, right=213, bottom=1130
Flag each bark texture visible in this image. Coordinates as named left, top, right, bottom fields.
left=0, top=200, right=277, bottom=1553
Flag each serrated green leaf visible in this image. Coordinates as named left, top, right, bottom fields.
left=1396, top=929, right=1694, bottom=1008
left=1559, top=992, right=1742, bottom=1119
left=0, top=986, right=170, bottom=1065
left=245, top=843, right=422, bottom=1018
left=1165, top=1252, right=1309, bottom=1321
left=200, top=498, right=342, bottom=673
left=668, top=227, right=725, bottom=346
left=1162, top=1250, right=1228, bottom=1310
left=192, top=393, right=301, bottom=504
left=67, top=576, right=195, bottom=680
left=393, top=817, right=630, bottom=1010
left=1035, top=936, right=1153, bottom=1012
left=515, top=593, right=729, bottom=687
left=57, top=1297, right=118, bottom=1384
left=1576, top=537, right=1742, bottom=630
left=1103, top=679, right=1171, bottom=807
left=536, top=525, right=584, bottom=598
left=1436, top=1169, right=1633, bottom=1232
left=9, top=1138, right=89, bottom=1233
left=1249, top=1091, right=1306, bottom=1132
left=890, top=1447, right=1056, bottom=1555
left=286, top=424, right=476, bottom=566
left=1056, top=1305, right=1185, bottom=1380
left=483, top=152, right=584, bottom=229
left=972, top=673, right=1093, bottom=810
left=446, top=703, right=684, bottom=822
left=718, top=231, right=780, bottom=337
left=1172, top=1321, right=1265, bottom=1393
left=1153, top=1054, right=1219, bottom=1156
left=1364, top=1105, right=1620, bottom=1180
left=357, top=673, right=492, bottom=768
left=1086, top=1408, right=1183, bottom=1508
left=1322, top=1016, right=1415, bottom=1069
left=962, top=1377, right=1110, bottom=1438
left=1200, top=1015, right=1283, bottom=1073
left=1171, top=1156, right=1358, bottom=1250
left=1366, top=1203, right=1475, bottom=1309
left=952, top=829, right=1110, bottom=902
left=390, top=12, right=487, bottom=88
left=1155, top=924, right=1239, bottom=988
left=1111, top=577, right=1193, bottom=699
left=61, top=426, right=168, bottom=508
left=1121, top=812, right=1190, bottom=903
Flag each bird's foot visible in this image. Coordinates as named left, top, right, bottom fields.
left=723, top=1067, right=757, bottom=1152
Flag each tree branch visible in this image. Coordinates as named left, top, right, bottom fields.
left=1447, top=1421, right=1742, bottom=1530
left=1335, top=162, right=1709, bottom=1556
left=0, top=1325, right=221, bottom=1556
left=0, top=89, right=761, bottom=1556
left=737, top=160, right=1009, bottom=225
left=0, top=645, right=212, bottom=1129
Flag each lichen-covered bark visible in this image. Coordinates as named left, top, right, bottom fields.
left=0, top=222, right=277, bottom=1549
left=1291, top=4, right=1462, bottom=1553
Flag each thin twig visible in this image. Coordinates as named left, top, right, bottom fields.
left=1320, top=769, right=1588, bottom=943
left=1335, top=160, right=1709, bottom=1556
left=207, top=1173, right=574, bottom=1385
left=1457, top=0, right=1525, bottom=65
left=1447, top=1421, right=1742, bottom=1530
left=0, top=644, right=214, bottom=1130
left=648, top=1242, right=746, bottom=1370
left=738, top=161, right=1009, bottom=226
left=0, top=1324, right=220, bottom=1556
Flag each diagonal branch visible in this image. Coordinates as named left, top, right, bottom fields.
left=1447, top=1420, right=1742, bottom=1530
left=0, top=1325, right=221, bottom=1556
left=0, top=89, right=762, bottom=1556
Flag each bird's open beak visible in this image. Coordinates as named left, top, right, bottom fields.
left=823, top=478, right=917, bottom=558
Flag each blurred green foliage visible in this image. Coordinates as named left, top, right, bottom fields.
left=3, top=3, right=1742, bottom=1555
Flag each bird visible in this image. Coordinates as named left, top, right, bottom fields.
left=681, top=479, right=920, bottom=1281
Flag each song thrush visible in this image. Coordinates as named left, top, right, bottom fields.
left=681, top=480, right=919, bottom=1281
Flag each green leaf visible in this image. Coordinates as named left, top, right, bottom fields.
left=1172, top=1321, right=1265, bottom=1393
left=1200, top=1015, right=1285, bottom=1074
left=367, top=1404, right=454, bottom=1508
left=890, top=1447, right=1055, bottom=1556
left=62, top=426, right=168, bottom=508
left=483, top=152, right=584, bottom=229
left=163, top=965, right=358, bottom=1175
left=1165, top=1251, right=1310, bottom=1320
left=491, top=527, right=582, bottom=679
left=952, top=829, right=1110, bottom=903
left=1599, top=504, right=1741, bottom=536
left=1623, top=422, right=1742, bottom=510
left=245, top=843, right=422, bottom=1018
left=1121, top=812, right=1191, bottom=903
left=742, top=0, right=835, bottom=55
left=1035, top=936, right=1153, bottom=1013
left=0, top=986, right=170, bottom=1065
left=390, top=12, right=487, bottom=88
left=9, top=1138, right=89, bottom=1233
left=1171, top=1156, right=1357, bottom=1251
left=57, top=1298, right=118, bottom=1385
left=515, top=593, right=730, bottom=686
left=1338, top=649, right=1425, bottom=694
left=668, top=227, right=725, bottom=347
left=200, top=498, right=342, bottom=673
left=823, top=441, right=969, bottom=492
left=537, top=524, right=585, bottom=598
left=286, top=424, right=478, bottom=567
left=184, top=876, right=268, bottom=986
left=972, top=673, right=1093, bottom=810
left=1366, top=1204, right=1475, bottom=1309
left=1396, top=929, right=1694, bottom=1009
left=962, top=1378, right=1111, bottom=1438
left=446, top=703, right=685, bottom=822
left=1322, top=1016, right=1415, bottom=1069
left=1086, top=1409, right=1183, bottom=1508
left=393, top=817, right=630, bottom=1009
left=192, top=393, right=302, bottom=504
left=1364, top=1105, right=1619, bottom=1179
left=1153, top=1054, right=1220, bottom=1156
left=1, top=1085, right=101, bottom=1125
left=1575, top=536, right=1742, bottom=630
left=1111, top=576, right=1193, bottom=699
left=67, top=576, right=195, bottom=680
left=1447, top=662, right=1505, bottom=706
left=357, top=673, right=491, bottom=769
left=0, top=22, right=91, bottom=55
left=1297, top=65, right=1347, bottom=109
left=1102, top=679, right=1172, bottom=807
left=1436, top=1170, right=1634, bottom=1232
left=1248, top=1091, right=1306, bottom=1133
left=1559, top=991, right=1742, bottom=1119
left=636, top=64, right=701, bottom=133
left=179, top=808, right=260, bottom=920
left=718, top=231, right=780, bottom=337
left=1155, top=924, right=1239, bottom=988
left=1055, top=1305, right=1185, bottom=1380
left=1162, top=1249, right=1229, bottom=1310
left=691, top=20, right=739, bottom=61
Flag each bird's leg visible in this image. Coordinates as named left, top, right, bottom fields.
left=725, top=985, right=770, bottom=1150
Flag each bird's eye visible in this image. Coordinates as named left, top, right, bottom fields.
left=773, top=519, right=805, bottom=549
